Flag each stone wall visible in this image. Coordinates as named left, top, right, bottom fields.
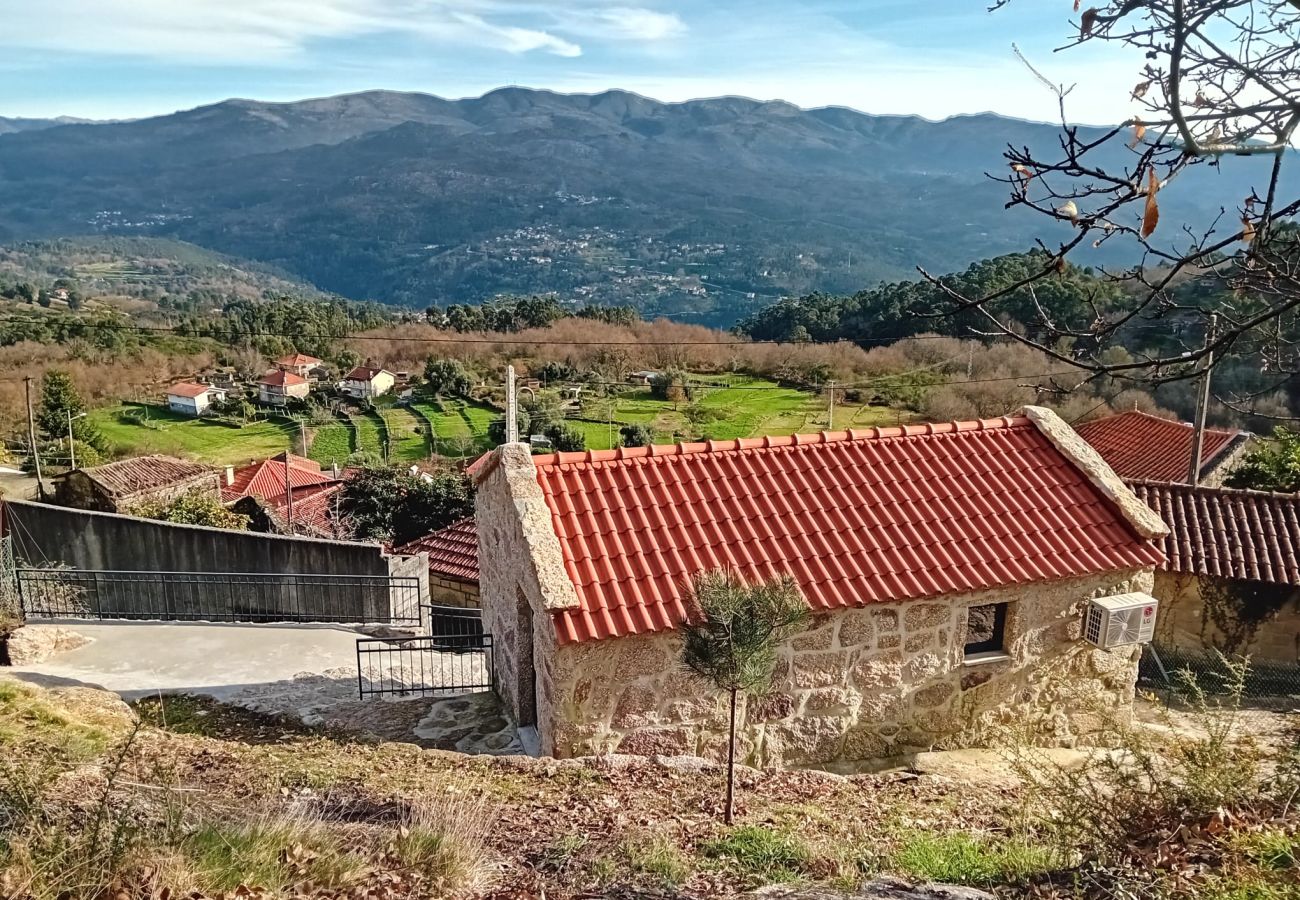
left=543, top=568, right=1153, bottom=768
left=1152, top=570, right=1300, bottom=663
left=5, top=499, right=427, bottom=623
left=429, top=575, right=479, bottom=608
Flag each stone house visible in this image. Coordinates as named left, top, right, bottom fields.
left=1129, top=480, right=1300, bottom=663
left=397, top=517, right=480, bottom=608
left=221, top=453, right=343, bottom=537
left=258, top=369, right=311, bottom=406
left=54, top=455, right=221, bottom=513
left=1076, top=409, right=1251, bottom=486
left=474, top=407, right=1168, bottom=767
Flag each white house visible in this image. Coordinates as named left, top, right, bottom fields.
left=258, top=369, right=311, bottom=406
left=342, top=363, right=396, bottom=399
left=167, top=382, right=226, bottom=417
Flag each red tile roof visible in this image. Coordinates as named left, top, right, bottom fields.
left=345, top=365, right=391, bottom=382
left=168, top=381, right=218, bottom=399
left=261, top=482, right=344, bottom=536
left=397, top=518, right=478, bottom=582
left=531, top=419, right=1166, bottom=644
left=1075, top=410, right=1242, bottom=483
left=222, top=453, right=337, bottom=503
left=275, top=353, right=323, bottom=367
left=1128, top=480, right=1300, bottom=585
left=259, top=369, right=308, bottom=387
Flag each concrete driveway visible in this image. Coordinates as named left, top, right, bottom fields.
left=6, top=620, right=523, bottom=754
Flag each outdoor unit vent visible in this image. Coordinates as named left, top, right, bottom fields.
left=1084, top=593, right=1158, bottom=650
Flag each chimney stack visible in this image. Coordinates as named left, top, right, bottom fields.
left=224, top=465, right=235, bottom=486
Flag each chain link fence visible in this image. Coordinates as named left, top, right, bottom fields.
left=1138, top=642, right=1300, bottom=734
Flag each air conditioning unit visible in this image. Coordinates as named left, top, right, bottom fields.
left=1084, top=593, right=1158, bottom=650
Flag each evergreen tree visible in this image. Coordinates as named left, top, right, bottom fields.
left=681, top=569, right=809, bottom=823
left=36, top=370, right=100, bottom=448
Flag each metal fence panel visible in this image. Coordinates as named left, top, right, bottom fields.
left=16, top=568, right=423, bottom=625
left=1138, top=642, right=1300, bottom=712
left=356, top=634, right=494, bottom=698
left=420, top=603, right=484, bottom=649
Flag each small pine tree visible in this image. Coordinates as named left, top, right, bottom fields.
left=681, top=569, right=810, bottom=823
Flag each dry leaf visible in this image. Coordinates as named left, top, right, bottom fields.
left=1054, top=256, right=1067, bottom=275
left=1129, top=118, right=1146, bottom=148
left=1241, top=216, right=1256, bottom=244
left=1132, top=80, right=1151, bottom=101
left=1073, top=0, right=1081, bottom=8
left=1080, top=7, right=1099, bottom=36
left=1057, top=200, right=1080, bottom=224
left=1142, top=168, right=1160, bottom=238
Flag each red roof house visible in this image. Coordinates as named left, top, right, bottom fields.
left=1076, top=409, right=1249, bottom=485
left=258, top=369, right=311, bottom=406
left=274, top=353, right=324, bottom=377
left=222, top=452, right=337, bottom=504
left=473, top=406, right=1168, bottom=764
left=397, top=517, right=480, bottom=607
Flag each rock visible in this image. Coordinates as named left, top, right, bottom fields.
left=7, top=625, right=92, bottom=665
left=753, top=877, right=994, bottom=900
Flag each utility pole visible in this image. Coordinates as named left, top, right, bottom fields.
left=827, top=380, right=835, bottom=430
left=1187, top=313, right=1218, bottom=487
left=298, top=419, right=307, bottom=457
left=505, top=365, right=519, bottom=444
left=25, top=377, right=43, bottom=498
left=66, top=409, right=76, bottom=471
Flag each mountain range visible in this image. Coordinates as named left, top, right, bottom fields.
left=0, top=88, right=1289, bottom=324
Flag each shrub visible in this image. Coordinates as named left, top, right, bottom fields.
left=131, top=490, right=249, bottom=530
left=619, top=423, right=653, bottom=448
left=543, top=422, right=586, bottom=452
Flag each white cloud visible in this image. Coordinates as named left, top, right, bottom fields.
left=561, top=7, right=687, bottom=41
left=0, top=0, right=588, bottom=62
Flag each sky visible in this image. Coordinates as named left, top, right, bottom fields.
left=0, top=0, right=1145, bottom=124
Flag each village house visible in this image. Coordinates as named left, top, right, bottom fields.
left=473, top=407, right=1168, bottom=767
left=1129, top=480, right=1300, bottom=664
left=222, top=453, right=343, bottom=537
left=1076, top=409, right=1251, bottom=485
left=398, top=517, right=480, bottom=608
left=342, top=363, right=396, bottom=399
left=54, top=455, right=221, bottom=513
left=258, top=369, right=311, bottom=406
left=274, top=352, right=325, bottom=379
left=166, top=381, right=227, bottom=417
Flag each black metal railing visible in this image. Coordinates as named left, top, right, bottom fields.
left=16, top=568, right=424, bottom=625
left=356, top=634, right=494, bottom=698
left=420, top=603, right=484, bottom=649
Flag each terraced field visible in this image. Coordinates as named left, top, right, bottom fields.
left=88, top=404, right=296, bottom=466
left=352, top=410, right=386, bottom=458
left=307, top=419, right=355, bottom=466
left=380, top=406, right=429, bottom=463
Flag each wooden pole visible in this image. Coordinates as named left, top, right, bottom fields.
left=25, top=377, right=44, bottom=499
left=1188, top=313, right=1218, bottom=486
left=725, top=687, right=737, bottom=825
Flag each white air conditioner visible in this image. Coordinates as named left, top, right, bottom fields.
left=1084, top=593, right=1158, bottom=650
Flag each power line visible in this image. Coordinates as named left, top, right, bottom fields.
left=0, top=315, right=1006, bottom=349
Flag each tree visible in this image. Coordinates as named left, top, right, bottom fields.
left=649, top=370, right=690, bottom=407
left=339, top=465, right=474, bottom=544
left=132, top=490, right=250, bottom=530
left=681, top=569, right=810, bottom=823
left=423, top=358, right=473, bottom=398
left=488, top=409, right=531, bottom=446
left=928, top=1, right=1300, bottom=391
left=36, top=370, right=100, bottom=448
left=619, top=423, right=653, bottom=448
left=543, top=422, right=586, bottom=452
left=1224, top=427, right=1300, bottom=493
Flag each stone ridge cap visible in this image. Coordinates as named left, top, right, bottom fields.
left=1022, top=405, right=1169, bottom=541
left=531, top=416, right=1030, bottom=469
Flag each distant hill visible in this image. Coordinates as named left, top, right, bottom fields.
left=0, top=236, right=330, bottom=302
left=0, top=88, right=1291, bottom=324
left=0, top=115, right=94, bottom=136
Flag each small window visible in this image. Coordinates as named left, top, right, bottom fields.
left=964, top=602, right=1009, bottom=657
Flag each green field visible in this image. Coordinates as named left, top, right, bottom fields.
left=307, top=419, right=354, bottom=467
left=380, top=406, right=430, bottom=463
left=89, top=404, right=296, bottom=466
left=411, top=398, right=498, bottom=457
left=352, top=410, right=385, bottom=458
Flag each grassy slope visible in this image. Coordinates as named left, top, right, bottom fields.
left=89, top=404, right=295, bottom=466
left=352, top=410, right=385, bottom=458
left=381, top=406, right=429, bottom=463
left=307, top=419, right=355, bottom=467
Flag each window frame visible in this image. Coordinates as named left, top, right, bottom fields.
left=963, top=601, right=1009, bottom=658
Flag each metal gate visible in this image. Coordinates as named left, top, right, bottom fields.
left=16, top=568, right=423, bottom=625
left=356, top=633, right=494, bottom=698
